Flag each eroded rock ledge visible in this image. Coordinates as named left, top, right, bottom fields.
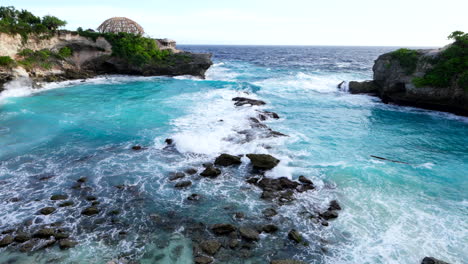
left=347, top=47, right=468, bottom=116
left=0, top=32, right=212, bottom=91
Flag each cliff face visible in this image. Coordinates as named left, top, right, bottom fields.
left=0, top=32, right=212, bottom=91
left=349, top=48, right=468, bottom=116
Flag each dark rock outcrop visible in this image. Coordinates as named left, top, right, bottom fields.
left=421, top=257, right=450, bottom=264
left=349, top=48, right=468, bottom=116
left=239, top=227, right=260, bottom=241
left=214, top=154, right=242, bottom=166
left=200, top=240, right=221, bottom=255
left=232, top=97, right=266, bottom=106
left=246, top=154, right=280, bottom=170
left=211, top=223, right=236, bottom=235
left=200, top=167, right=221, bottom=178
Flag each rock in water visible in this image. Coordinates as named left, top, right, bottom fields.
left=262, top=224, right=279, bottom=233
left=194, top=256, right=213, bottom=264
left=200, top=240, right=221, bottom=255
left=0, top=235, right=13, bottom=247
left=421, top=257, right=450, bottom=264
left=59, top=239, right=78, bottom=249
left=262, top=208, right=278, bottom=218
left=14, top=232, right=31, bottom=243
left=232, top=97, right=266, bottom=106
left=39, top=207, right=56, bottom=215
left=239, top=227, right=260, bottom=241
left=174, top=181, right=192, bottom=188
left=246, top=154, right=280, bottom=170
left=298, top=176, right=313, bottom=185
left=288, top=229, right=303, bottom=243
left=169, top=172, right=185, bottom=181
left=348, top=81, right=379, bottom=94
left=33, top=228, right=55, bottom=239
left=81, top=206, right=99, bottom=216
left=211, top=223, right=237, bottom=235
left=214, top=154, right=242, bottom=166
left=329, top=200, right=342, bottom=211
left=50, top=194, right=68, bottom=200
left=200, top=167, right=221, bottom=178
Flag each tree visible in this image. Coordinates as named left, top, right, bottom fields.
left=41, top=15, right=66, bottom=31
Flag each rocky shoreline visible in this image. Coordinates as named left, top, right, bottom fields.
left=346, top=47, right=468, bottom=116
left=0, top=31, right=213, bottom=92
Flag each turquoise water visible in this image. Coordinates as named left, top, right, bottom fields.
left=0, top=46, right=467, bottom=263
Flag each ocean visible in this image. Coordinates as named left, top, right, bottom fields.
left=0, top=45, right=467, bottom=264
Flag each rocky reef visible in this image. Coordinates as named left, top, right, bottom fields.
left=0, top=31, right=212, bottom=92
left=347, top=32, right=468, bottom=116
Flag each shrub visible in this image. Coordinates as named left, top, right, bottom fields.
left=0, top=56, right=15, bottom=67
left=17, top=48, right=67, bottom=70
left=0, top=6, right=66, bottom=42
left=390, top=48, right=420, bottom=74
left=412, top=31, right=467, bottom=89
left=58, top=46, right=73, bottom=58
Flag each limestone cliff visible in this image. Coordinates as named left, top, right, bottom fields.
left=0, top=32, right=212, bottom=91
left=348, top=47, right=468, bottom=116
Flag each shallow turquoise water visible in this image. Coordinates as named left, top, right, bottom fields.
left=0, top=46, right=467, bottom=264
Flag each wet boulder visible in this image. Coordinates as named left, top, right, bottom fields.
left=131, top=145, right=143, bottom=151
left=288, top=229, right=303, bottom=243
left=33, top=228, right=55, bottom=239
left=188, top=194, right=201, bottom=201
left=14, top=231, right=31, bottom=243
left=421, top=257, right=450, bottom=264
left=185, top=168, right=198, bottom=175
left=262, top=208, right=278, bottom=218
left=39, top=207, right=56, bottom=215
left=232, top=97, right=266, bottom=106
left=214, top=154, right=242, bottom=166
left=169, top=172, right=186, bottom=181
left=239, top=227, right=260, bottom=241
left=0, top=235, right=13, bottom=247
left=81, top=206, right=99, bottom=216
left=200, top=167, right=221, bottom=178
left=50, top=194, right=68, bottom=201
left=175, top=181, right=192, bottom=188
left=319, top=210, right=338, bottom=220
left=200, top=240, right=221, bottom=255
left=257, top=177, right=299, bottom=191
left=262, top=224, right=279, bottom=233
left=211, top=223, right=237, bottom=235
left=298, top=176, right=313, bottom=185
left=194, top=256, right=213, bottom=264
left=328, top=200, right=342, bottom=211
left=59, top=239, right=78, bottom=249
left=246, top=154, right=280, bottom=170
left=165, top=138, right=174, bottom=145
left=258, top=110, right=280, bottom=120
left=59, top=201, right=74, bottom=207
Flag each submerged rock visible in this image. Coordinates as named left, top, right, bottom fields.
left=14, top=231, right=31, bottom=243
left=211, top=223, right=237, bottom=235
left=33, top=228, right=55, bottom=239
left=421, top=257, right=450, bottom=264
left=188, top=193, right=201, bottom=201
left=214, top=153, right=242, bottom=166
left=185, top=168, right=198, bottom=175
left=175, top=181, right=192, bottom=188
left=320, top=210, right=338, bottom=220
left=169, top=172, right=186, bottom=181
left=59, top=239, right=78, bottom=249
left=239, top=227, right=260, bottom=241
left=200, top=167, right=221, bottom=178
left=58, top=201, right=74, bottom=207
left=51, top=194, right=68, bottom=201
left=131, top=145, right=143, bottom=151
left=81, top=206, right=99, bottom=216
left=246, top=154, right=280, bottom=170
left=0, top=235, right=14, bottom=247
left=232, top=97, right=266, bottom=106
left=287, top=229, right=303, bottom=243
left=262, top=224, right=279, bottom=233
left=200, top=240, right=221, bottom=255
left=194, top=256, right=213, bottom=264
left=39, top=207, right=56, bottom=215
left=262, top=208, right=278, bottom=218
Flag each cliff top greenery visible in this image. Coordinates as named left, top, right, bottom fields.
left=412, top=31, right=467, bottom=89
left=0, top=6, right=67, bottom=42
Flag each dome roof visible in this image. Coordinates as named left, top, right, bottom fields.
left=97, top=17, right=144, bottom=35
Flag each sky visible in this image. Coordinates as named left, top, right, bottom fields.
left=2, top=0, right=467, bottom=46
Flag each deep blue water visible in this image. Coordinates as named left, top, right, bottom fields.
left=0, top=46, right=467, bottom=264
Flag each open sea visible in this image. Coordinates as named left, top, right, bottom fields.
left=0, top=45, right=467, bottom=264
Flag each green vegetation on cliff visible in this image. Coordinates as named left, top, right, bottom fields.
left=412, top=31, right=468, bottom=89
left=0, top=56, right=15, bottom=67
left=0, top=6, right=66, bottom=42
left=77, top=28, right=171, bottom=66
left=16, top=47, right=73, bottom=70
left=390, top=48, right=421, bottom=74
